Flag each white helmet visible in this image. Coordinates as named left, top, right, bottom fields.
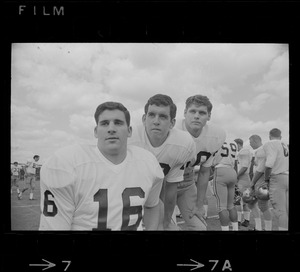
left=256, top=185, right=270, bottom=201
left=242, top=188, right=256, bottom=204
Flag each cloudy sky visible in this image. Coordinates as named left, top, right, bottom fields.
left=11, top=43, right=289, bottom=164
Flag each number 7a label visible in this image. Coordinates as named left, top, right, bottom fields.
left=209, top=260, right=232, bottom=271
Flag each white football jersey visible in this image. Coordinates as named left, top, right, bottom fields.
left=263, top=140, right=289, bottom=174
left=213, top=141, right=238, bottom=169
left=26, top=159, right=38, bottom=174
left=39, top=144, right=164, bottom=231
left=236, top=147, right=252, bottom=174
left=11, top=165, right=20, bottom=176
left=128, top=125, right=196, bottom=183
left=253, top=146, right=266, bottom=173
left=175, top=119, right=226, bottom=186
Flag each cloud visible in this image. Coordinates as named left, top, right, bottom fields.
left=69, top=113, right=96, bottom=139
left=11, top=104, right=49, bottom=130
left=239, top=93, right=273, bottom=112
left=253, top=51, right=289, bottom=96
left=11, top=43, right=289, bottom=163
left=209, top=101, right=289, bottom=143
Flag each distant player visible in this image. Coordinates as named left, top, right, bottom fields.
left=212, top=141, right=239, bottom=231
left=11, top=162, right=20, bottom=195
left=18, top=155, right=40, bottom=200
left=128, top=94, right=196, bottom=230
left=176, top=95, right=226, bottom=230
left=19, top=166, right=25, bottom=181
left=249, top=134, right=273, bottom=231
left=234, top=138, right=260, bottom=228
left=39, top=102, right=164, bottom=230
left=263, top=128, right=289, bottom=230
left=249, top=155, right=255, bottom=180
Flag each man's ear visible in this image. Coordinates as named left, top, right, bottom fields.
left=208, top=112, right=211, bottom=121
left=94, top=126, right=98, bottom=138
left=142, top=114, right=146, bottom=125
left=128, top=126, right=132, bottom=137
left=170, top=118, right=176, bottom=129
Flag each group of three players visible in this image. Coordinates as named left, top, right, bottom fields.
left=38, top=94, right=289, bottom=231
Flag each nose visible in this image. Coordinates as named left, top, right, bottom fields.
left=153, top=115, right=160, bottom=125
left=108, top=122, right=116, bottom=133
left=194, top=112, right=200, bottom=119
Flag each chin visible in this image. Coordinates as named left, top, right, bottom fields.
left=190, top=124, right=202, bottom=130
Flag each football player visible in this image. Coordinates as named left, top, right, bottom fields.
left=18, top=155, right=40, bottom=200
left=39, top=102, right=164, bottom=230
left=212, top=141, right=239, bottom=231
left=175, top=95, right=226, bottom=230
left=128, top=94, right=197, bottom=230
left=263, top=128, right=289, bottom=230
left=249, top=134, right=273, bottom=231
left=11, top=162, right=20, bottom=195
left=234, top=138, right=260, bottom=229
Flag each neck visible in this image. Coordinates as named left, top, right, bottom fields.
left=186, top=125, right=202, bottom=138
left=97, top=145, right=127, bottom=165
left=147, top=131, right=169, bottom=148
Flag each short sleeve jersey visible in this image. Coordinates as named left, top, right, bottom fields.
left=39, top=144, right=164, bottom=231
left=175, top=119, right=226, bottom=186
left=11, top=165, right=20, bottom=176
left=253, top=146, right=266, bottom=173
left=236, top=147, right=252, bottom=181
left=263, top=140, right=289, bottom=174
left=26, top=160, right=38, bottom=174
left=128, top=125, right=196, bottom=183
left=213, top=141, right=238, bottom=169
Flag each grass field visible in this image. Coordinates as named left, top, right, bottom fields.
left=11, top=178, right=41, bottom=230
left=11, top=178, right=278, bottom=231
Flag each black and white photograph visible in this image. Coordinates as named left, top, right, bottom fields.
left=4, top=1, right=298, bottom=271
left=10, top=43, right=289, bottom=231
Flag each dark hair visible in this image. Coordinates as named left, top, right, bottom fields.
left=249, top=134, right=262, bottom=143
left=234, top=138, right=243, bottom=147
left=144, top=94, right=177, bottom=120
left=33, top=155, right=39, bottom=159
left=94, top=101, right=131, bottom=126
left=269, top=128, right=281, bottom=138
left=185, top=95, right=213, bottom=113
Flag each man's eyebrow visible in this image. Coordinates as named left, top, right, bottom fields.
left=159, top=113, right=169, bottom=117
left=114, top=119, right=125, bottom=123
left=99, top=119, right=125, bottom=123
left=189, top=108, right=207, bottom=113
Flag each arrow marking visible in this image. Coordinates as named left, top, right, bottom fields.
left=29, top=259, right=56, bottom=271
left=177, top=259, right=205, bottom=271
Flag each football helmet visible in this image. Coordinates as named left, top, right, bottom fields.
left=256, top=184, right=270, bottom=200
left=242, top=188, right=256, bottom=204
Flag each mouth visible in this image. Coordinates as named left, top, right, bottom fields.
left=151, top=128, right=161, bottom=132
left=191, top=121, right=201, bottom=125
left=106, top=137, right=119, bottom=141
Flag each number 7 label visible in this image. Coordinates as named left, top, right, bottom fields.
left=62, top=260, right=71, bottom=271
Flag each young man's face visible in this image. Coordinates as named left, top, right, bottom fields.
left=143, top=104, right=175, bottom=145
left=94, top=109, right=132, bottom=156
left=184, top=103, right=210, bottom=132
